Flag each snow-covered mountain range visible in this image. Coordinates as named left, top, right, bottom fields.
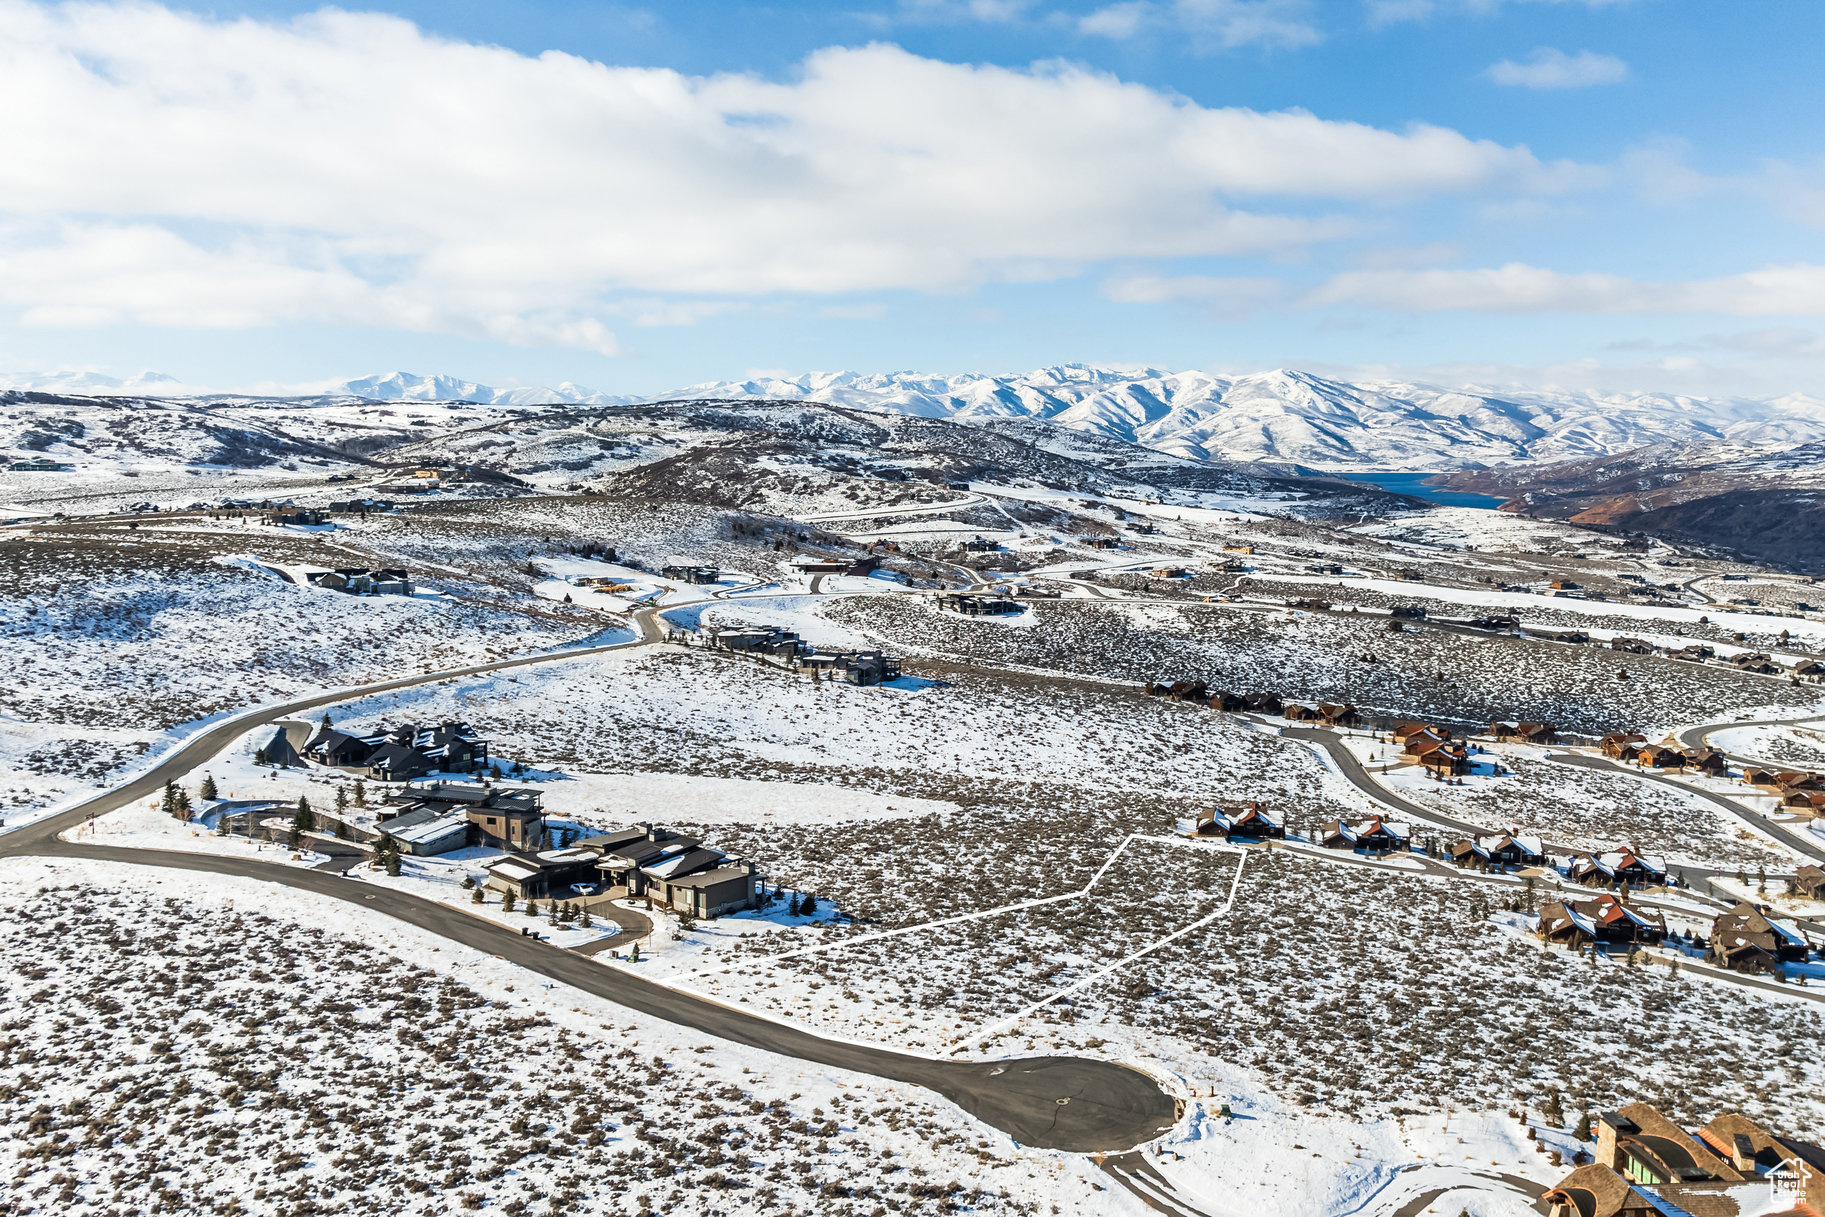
left=666, top=366, right=1825, bottom=471
left=9, top=364, right=1825, bottom=471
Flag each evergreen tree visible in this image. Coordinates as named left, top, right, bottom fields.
left=579, top=909, right=593, bottom=928
left=198, top=774, right=219, bottom=801
left=172, top=786, right=193, bottom=821
left=353, top=780, right=367, bottom=808
left=335, top=785, right=349, bottom=811
left=471, top=886, right=485, bottom=905
left=160, top=779, right=181, bottom=818
left=293, top=796, right=316, bottom=836
left=215, top=813, right=229, bottom=837
left=385, top=851, right=401, bottom=878
left=1574, top=1113, right=1593, bottom=1142
left=526, top=900, right=539, bottom=918
left=253, top=747, right=269, bottom=766
left=502, top=891, right=516, bottom=913
left=1542, top=1091, right=1565, bottom=1127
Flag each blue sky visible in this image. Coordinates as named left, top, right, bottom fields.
left=2, top=0, right=1823, bottom=398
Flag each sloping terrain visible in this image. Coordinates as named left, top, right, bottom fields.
left=1445, top=441, right=1825, bottom=571
left=672, top=366, right=1825, bottom=470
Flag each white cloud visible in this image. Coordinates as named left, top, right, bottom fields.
left=1079, top=0, right=1320, bottom=49
left=1370, top=0, right=1635, bottom=24
left=1486, top=48, right=1628, bottom=89
left=0, top=0, right=1585, bottom=351
left=1310, top=262, right=1825, bottom=316
left=1101, top=273, right=1285, bottom=316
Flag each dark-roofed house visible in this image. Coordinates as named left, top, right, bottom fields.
left=1196, top=803, right=1284, bottom=841
left=936, top=593, right=1022, bottom=616
left=301, top=724, right=377, bottom=768
left=1609, top=636, right=1655, bottom=654
left=1567, top=847, right=1667, bottom=889
left=796, top=649, right=902, bottom=686
left=1207, top=691, right=1248, bottom=713
left=376, top=780, right=544, bottom=850
left=1320, top=817, right=1410, bottom=855
left=1242, top=692, right=1284, bottom=715
left=1538, top=894, right=1667, bottom=948
left=1449, top=833, right=1546, bottom=870
left=662, top=557, right=720, bottom=584
left=1708, top=902, right=1811, bottom=973
left=1635, top=745, right=1685, bottom=769
left=307, top=721, right=489, bottom=782
left=1490, top=721, right=1558, bottom=745
left=1316, top=702, right=1360, bottom=728
left=1682, top=749, right=1730, bottom=777
left=660, top=860, right=761, bottom=919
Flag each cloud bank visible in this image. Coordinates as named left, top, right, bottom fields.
left=0, top=0, right=1579, bottom=351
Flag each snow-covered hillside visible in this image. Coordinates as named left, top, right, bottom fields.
left=671, top=366, right=1825, bottom=471
left=10, top=364, right=1825, bottom=472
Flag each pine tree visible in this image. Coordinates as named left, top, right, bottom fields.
left=353, top=780, right=367, bottom=808
left=502, top=891, right=516, bottom=913
left=254, top=747, right=270, bottom=766
left=198, top=774, right=219, bottom=801
left=580, top=909, right=593, bottom=928
left=471, top=886, right=485, bottom=905
left=173, top=787, right=192, bottom=821
left=335, top=786, right=349, bottom=811
left=215, top=813, right=229, bottom=837
left=160, top=779, right=180, bottom=818
left=293, top=797, right=315, bottom=836
left=385, top=849, right=401, bottom=877
left=1542, top=1090, right=1565, bottom=1127
left=1574, top=1113, right=1593, bottom=1142
left=526, top=900, right=539, bottom=918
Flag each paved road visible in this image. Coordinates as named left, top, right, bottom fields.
left=1548, top=752, right=1825, bottom=865
left=13, top=838, right=1174, bottom=1151
left=0, top=600, right=1178, bottom=1155
left=1674, top=713, right=1825, bottom=768
left=1277, top=725, right=1493, bottom=839
left=797, top=494, right=985, bottom=525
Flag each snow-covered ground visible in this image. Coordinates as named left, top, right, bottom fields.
left=0, top=856, right=1129, bottom=1217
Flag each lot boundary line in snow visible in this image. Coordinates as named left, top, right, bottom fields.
left=679, top=833, right=1241, bottom=980
left=946, top=847, right=1250, bottom=1055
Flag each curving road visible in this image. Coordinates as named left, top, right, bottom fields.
left=0, top=602, right=1177, bottom=1155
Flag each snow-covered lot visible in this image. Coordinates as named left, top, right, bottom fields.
left=820, top=596, right=1825, bottom=737
left=0, top=857, right=1131, bottom=1217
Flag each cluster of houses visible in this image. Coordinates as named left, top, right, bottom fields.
left=1543, top=1103, right=1824, bottom=1217
left=662, top=556, right=723, bottom=585
left=1606, top=635, right=1825, bottom=681
left=690, top=623, right=903, bottom=686
left=1745, top=767, right=1825, bottom=816
left=1599, top=733, right=1734, bottom=777
left=481, top=823, right=762, bottom=920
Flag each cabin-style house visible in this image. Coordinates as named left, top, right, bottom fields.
left=1537, top=894, right=1667, bottom=948
left=1708, top=902, right=1810, bottom=973
left=1635, top=745, right=1686, bottom=769
left=1449, top=833, right=1546, bottom=870
left=1600, top=732, right=1647, bottom=759
left=1567, top=847, right=1668, bottom=890
left=1196, top=803, right=1285, bottom=841
left=1320, top=817, right=1411, bottom=855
